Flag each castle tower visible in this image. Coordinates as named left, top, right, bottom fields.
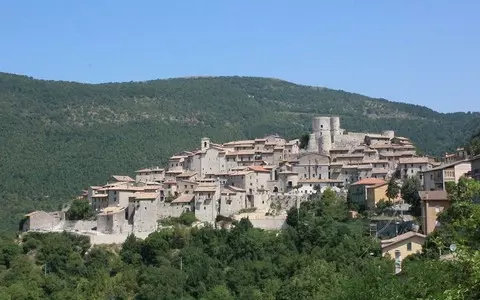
left=382, top=130, right=395, bottom=139
left=306, top=133, right=319, bottom=153
left=318, top=134, right=332, bottom=154
left=330, top=116, right=340, bottom=143
left=201, top=137, right=210, bottom=151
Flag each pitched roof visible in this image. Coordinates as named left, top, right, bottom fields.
left=131, top=192, right=159, bottom=200
left=298, top=178, right=343, bottom=183
left=171, top=194, right=195, bottom=204
left=92, top=193, right=108, bottom=198
left=399, top=157, right=429, bottom=164
left=176, top=171, right=197, bottom=178
left=135, top=168, right=151, bottom=173
left=351, top=178, right=387, bottom=186
left=423, top=160, right=470, bottom=172
left=381, top=231, right=426, bottom=248
left=111, top=175, right=135, bottom=182
left=418, top=190, right=448, bottom=201
left=248, top=166, right=270, bottom=173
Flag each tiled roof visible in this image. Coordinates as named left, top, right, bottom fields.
left=399, top=157, right=429, bottom=164
left=135, top=168, right=151, bottom=173
left=111, top=175, right=135, bottom=182
left=132, top=192, right=159, bottom=200
left=298, top=178, right=343, bottom=183
left=171, top=194, right=195, bottom=204
left=423, top=160, right=470, bottom=172
left=351, top=178, right=387, bottom=186
left=92, top=193, right=108, bottom=198
left=176, top=171, right=197, bottom=178
left=418, top=190, right=448, bottom=201
left=248, top=166, right=270, bottom=173
left=381, top=231, right=426, bottom=248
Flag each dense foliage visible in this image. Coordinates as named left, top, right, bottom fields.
left=0, top=72, right=479, bottom=231
left=1, top=189, right=480, bottom=299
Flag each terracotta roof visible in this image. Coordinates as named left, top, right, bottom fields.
left=135, top=168, right=151, bottom=173
left=165, top=170, right=183, bottom=174
left=92, top=194, right=108, bottom=198
left=171, top=194, right=195, bottom=204
left=169, top=155, right=187, bottom=160
left=381, top=231, right=426, bottom=248
left=298, top=178, right=343, bottom=183
left=399, top=157, right=429, bottom=164
left=195, top=186, right=218, bottom=192
left=176, top=171, right=197, bottom=178
left=225, top=150, right=255, bottom=156
left=423, top=160, right=470, bottom=172
left=418, top=190, right=448, bottom=201
left=248, top=166, right=270, bottom=173
left=163, top=180, right=177, bottom=185
left=25, top=211, right=41, bottom=217
left=228, top=171, right=253, bottom=176
left=99, top=206, right=125, bottom=216
left=368, top=182, right=388, bottom=189
left=351, top=178, right=387, bottom=186
left=131, top=192, right=159, bottom=200
left=111, top=175, right=135, bottom=182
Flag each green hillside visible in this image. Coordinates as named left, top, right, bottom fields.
left=0, top=72, right=478, bottom=230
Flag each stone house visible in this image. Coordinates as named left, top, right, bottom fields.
left=97, top=207, right=127, bottom=234
left=381, top=231, right=426, bottom=261
left=291, top=153, right=330, bottom=180
left=22, top=210, right=65, bottom=232
left=365, top=182, right=399, bottom=210
left=127, top=192, right=160, bottom=233
left=194, top=180, right=220, bottom=223
left=397, top=157, right=431, bottom=180
left=107, top=175, right=135, bottom=184
left=348, top=178, right=387, bottom=207
left=418, top=190, right=450, bottom=235
left=219, top=186, right=247, bottom=216
left=422, top=160, right=472, bottom=191
left=135, top=167, right=165, bottom=183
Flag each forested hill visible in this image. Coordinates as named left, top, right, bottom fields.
left=0, top=72, right=478, bottom=230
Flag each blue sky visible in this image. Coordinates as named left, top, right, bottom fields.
left=0, top=1, right=478, bottom=113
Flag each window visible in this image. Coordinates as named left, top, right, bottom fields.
left=407, top=242, right=412, bottom=251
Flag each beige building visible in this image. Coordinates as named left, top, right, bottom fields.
left=348, top=178, right=387, bottom=206
left=107, top=175, right=135, bottom=184
left=97, top=207, right=127, bottom=234
left=422, top=160, right=472, bottom=191
left=194, top=180, right=220, bottom=223
left=135, top=167, right=165, bottom=183
left=418, top=190, right=450, bottom=235
left=365, top=182, right=388, bottom=210
left=381, top=231, right=426, bottom=260
left=219, top=186, right=247, bottom=216
left=397, top=157, right=431, bottom=180
left=22, top=211, right=65, bottom=232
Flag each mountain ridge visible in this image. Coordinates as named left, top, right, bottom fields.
left=0, top=71, right=478, bottom=231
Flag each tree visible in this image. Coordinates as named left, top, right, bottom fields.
left=66, top=199, right=93, bottom=220
left=386, top=177, right=400, bottom=201
left=299, top=134, right=310, bottom=150
left=401, top=177, right=422, bottom=216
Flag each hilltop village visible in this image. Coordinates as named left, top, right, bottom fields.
left=22, top=116, right=479, bottom=247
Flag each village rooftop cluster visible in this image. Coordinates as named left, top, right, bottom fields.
left=22, top=116, right=480, bottom=259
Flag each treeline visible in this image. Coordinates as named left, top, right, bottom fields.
left=0, top=72, right=479, bottom=231
left=1, top=187, right=480, bottom=299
